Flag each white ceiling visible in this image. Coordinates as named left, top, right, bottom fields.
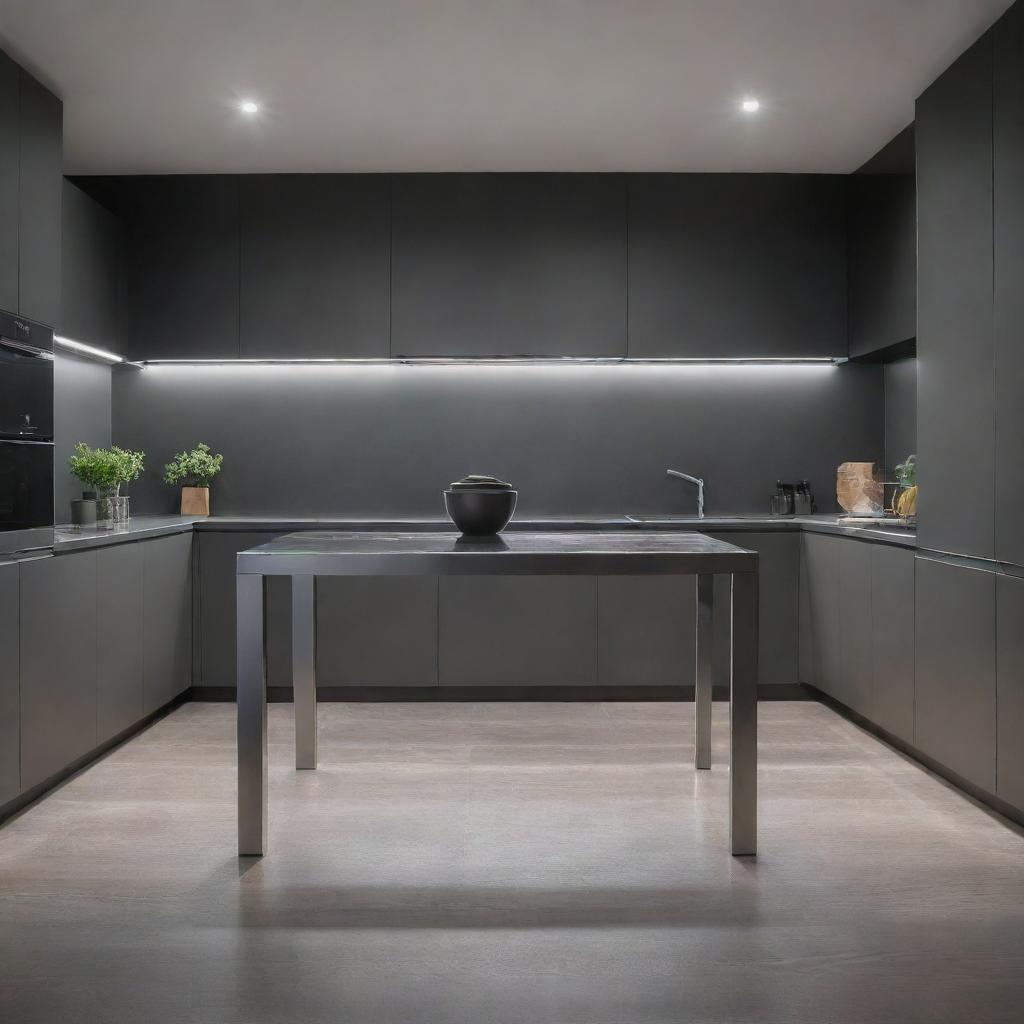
left=0, top=0, right=1013, bottom=175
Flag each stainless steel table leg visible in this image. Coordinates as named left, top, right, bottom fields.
left=694, top=573, right=714, bottom=770
left=237, top=572, right=267, bottom=857
left=729, top=570, right=758, bottom=856
left=293, top=574, right=318, bottom=770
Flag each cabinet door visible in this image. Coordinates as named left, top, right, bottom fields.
left=0, top=53, right=19, bottom=313
left=708, top=532, right=799, bottom=688
left=120, top=176, right=239, bottom=359
left=997, top=573, right=1024, bottom=811
left=239, top=175, right=389, bottom=358
left=316, top=577, right=437, bottom=686
left=20, top=553, right=97, bottom=792
left=870, top=544, right=915, bottom=743
left=97, top=542, right=144, bottom=742
left=847, top=129, right=916, bottom=357
left=391, top=174, right=627, bottom=358
left=915, top=556, right=996, bottom=792
left=0, top=561, right=19, bottom=806
left=597, top=576, right=695, bottom=686
left=197, top=531, right=290, bottom=691
left=141, top=533, right=192, bottom=713
left=628, top=174, right=847, bottom=358
left=439, top=576, right=597, bottom=685
left=17, top=70, right=62, bottom=327
left=838, top=539, right=873, bottom=717
left=916, top=31, right=995, bottom=559
left=61, top=180, right=122, bottom=350
left=802, top=534, right=842, bottom=698
left=994, top=5, right=1024, bottom=568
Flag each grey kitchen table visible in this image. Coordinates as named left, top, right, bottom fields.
left=236, top=531, right=759, bottom=856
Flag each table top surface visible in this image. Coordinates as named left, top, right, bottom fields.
left=237, top=530, right=758, bottom=576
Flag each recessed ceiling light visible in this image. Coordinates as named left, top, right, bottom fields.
left=740, top=97, right=761, bottom=114
left=239, top=99, right=260, bottom=115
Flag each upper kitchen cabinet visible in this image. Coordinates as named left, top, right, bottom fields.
left=61, top=180, right=121, bottom=350
left=239, top=175, right=389, bottom=358
left=916, top=30, right=995, bottom=560
left=0, top=52, right=62, bottom=326
left=391, top=174, right=627, bottom=358
left=627, top=174, right=847, bottom=358
left=847, top=126, right=916, bottom=359
left=18, top=70, right=63, bottom=328
left=994, top=3, right=1024, bottom=570
left=0, top=53, right=19, bottom=314
left=96, top=175, right=240, bottom=359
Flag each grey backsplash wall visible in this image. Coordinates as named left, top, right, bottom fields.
left=883, top=356, right=917, bottom=474
left=54, top=353, right=112, bottom=520
left=112, top=361, right=883, bottom=518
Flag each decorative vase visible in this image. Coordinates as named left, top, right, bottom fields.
left=70, top=498, right=97, bottom=526
left=180, top=486, right=210, bottom=516
left=95, top=487, right=129, bottom=529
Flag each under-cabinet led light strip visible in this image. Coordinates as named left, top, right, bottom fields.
left=137, top=356, right=847, bottom=367
left=53, top=334, right=135, bottom=365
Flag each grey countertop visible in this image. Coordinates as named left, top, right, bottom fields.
left=52, top=512, right=917, bottom=553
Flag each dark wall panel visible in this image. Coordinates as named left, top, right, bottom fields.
left=916, top=31, right=995, bottom=559
left=997, top=573, right=1024, bottom=810
left=994, top=3, right=1024, bottom=569
left=883, top=356, right=917, bottom=475
left=239, top=175, right=389, bottom=358
left=113, top=362, right=882, bottom=517
left=391, top=174, right=627, bottom=358
left=628, top=174, right=847, bottom=357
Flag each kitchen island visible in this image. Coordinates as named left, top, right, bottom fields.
left=235, top=530, right=759, bottom=858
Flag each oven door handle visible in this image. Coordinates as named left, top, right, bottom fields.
left=0, top=437, right=55, bottom=446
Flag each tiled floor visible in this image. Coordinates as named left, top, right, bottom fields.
left=1, top=700, right=1022, bottom=1023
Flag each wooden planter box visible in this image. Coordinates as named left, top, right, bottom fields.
left=180, top=486, right=210, bottom=516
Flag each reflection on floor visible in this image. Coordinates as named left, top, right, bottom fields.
left=1, top=700, right=1022, bottom=1024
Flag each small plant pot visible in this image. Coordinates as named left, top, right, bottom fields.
left=70, top=499, right=97, bottom=526
left=180, top=486, right=210, bottom=516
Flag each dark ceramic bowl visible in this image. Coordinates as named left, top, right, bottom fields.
left=444, top=488, right=517, bottom=536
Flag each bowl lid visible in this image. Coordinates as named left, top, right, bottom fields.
left=448, top=474, right=514, bottom=491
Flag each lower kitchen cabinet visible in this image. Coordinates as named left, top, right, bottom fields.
left=915, top=556, right=997, bottom=792
left=197, top=531, right=291, bottom=690
left=597, top=575, right=695, bottom=686
left=317, top=577, right=438, bottom=686
left=801, top=534, right=914, bottom=737
left=0, top=561, right=20, bottom=805
left=439, top=576, right=597, bottom=685
left=870, top=544, right=915, bottom=743
left=838, top=538, right=873, bottom=718
left=142, top=533, right=193, bottom=714
left=708, top=532, right=800, bottom=689
left=802, top=533, right=842, bottom=698
left=997, top=573, right=1024, bottom=809
left=20, top=552, right=98, bottom=792
left=97, top=541, right=144, bottom=742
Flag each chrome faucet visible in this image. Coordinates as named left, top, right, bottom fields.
left=667, top=469, right=705, bottom=519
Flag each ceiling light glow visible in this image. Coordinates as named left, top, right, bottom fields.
left=239, top=99, right=260, bottom=115
left=740, top=97, right=760, bottom=114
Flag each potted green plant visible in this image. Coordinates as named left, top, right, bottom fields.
left=163, top=443, right=223, bottom=516
left=68, top=443, right=145, bottom=526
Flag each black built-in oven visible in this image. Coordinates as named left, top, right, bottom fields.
left=0, top=311, right=54, bottom=557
